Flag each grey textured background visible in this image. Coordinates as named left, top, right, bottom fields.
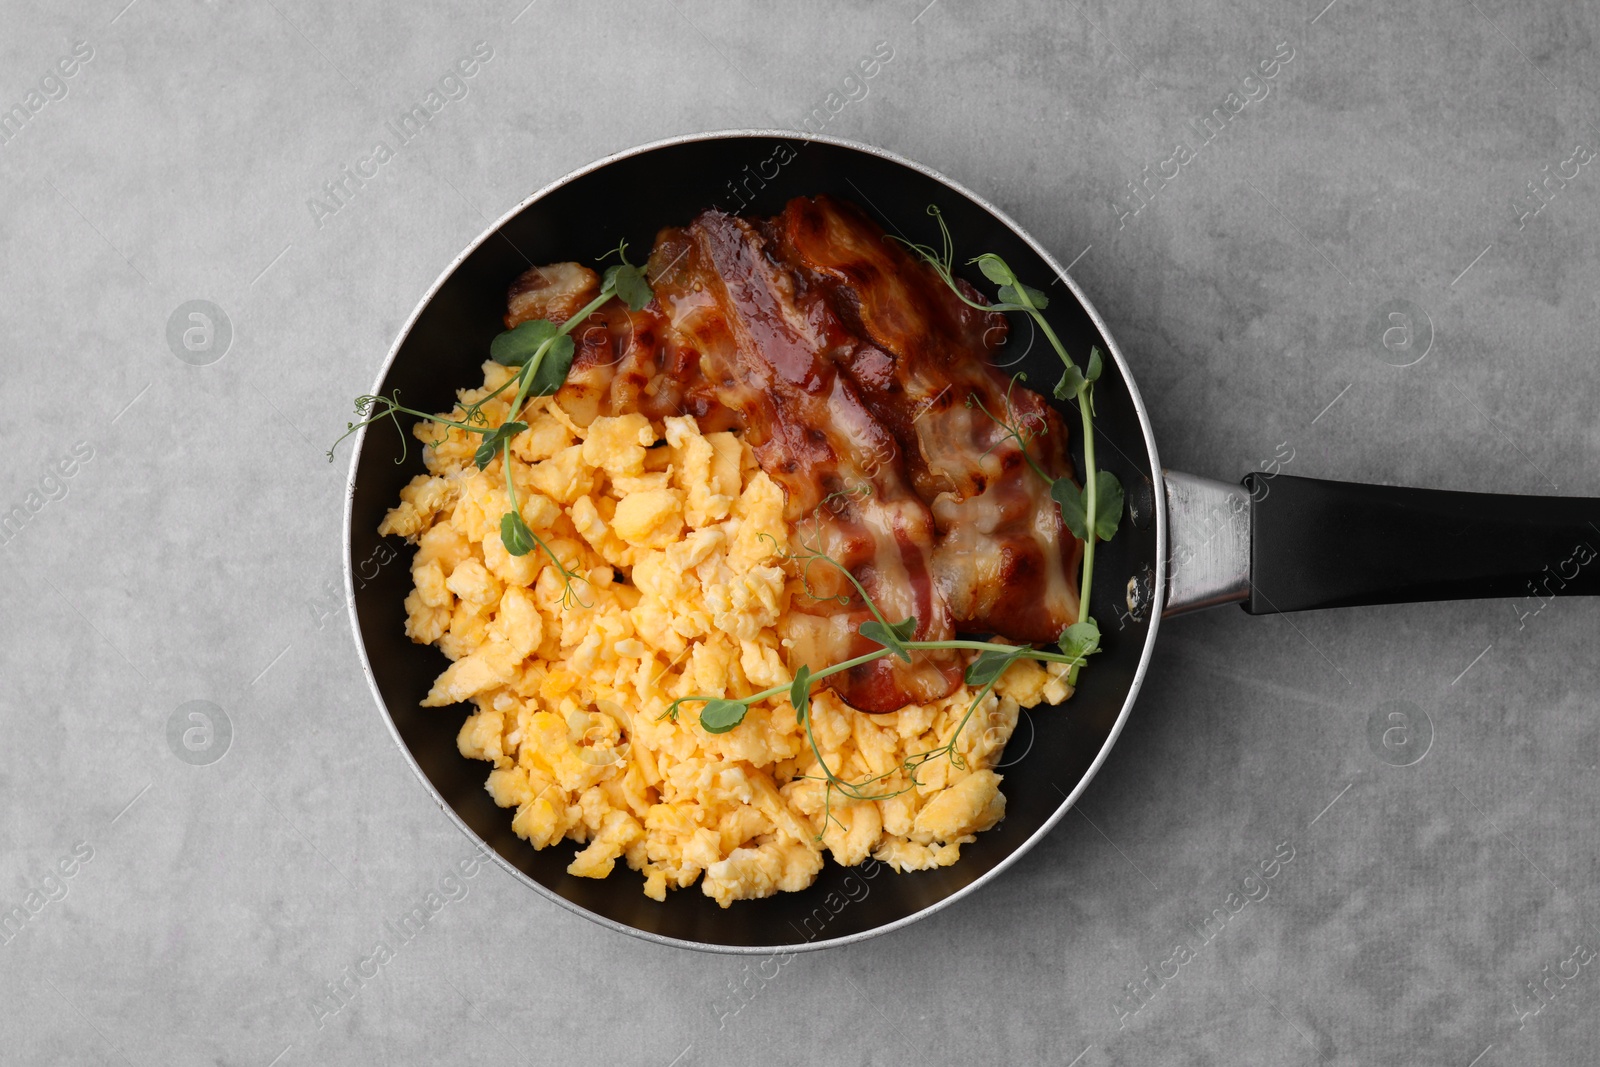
left=2, top=0, right=1597, bottom=1064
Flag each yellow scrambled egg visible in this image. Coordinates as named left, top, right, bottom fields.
left=380, top=361, right=1074, bottom=906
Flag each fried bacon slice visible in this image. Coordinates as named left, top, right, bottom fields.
left=771, top=196, right=1082, bottom=642
left=505, top=261, right=603, bottom=328
left=504, top=196, right=1084, bottom=713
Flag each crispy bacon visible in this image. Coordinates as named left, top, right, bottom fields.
left=505, top=261, right=601, bottom=329
left=772, top=196, right=1082, bottom=642
left=515, top=197, right=1084, bottom=713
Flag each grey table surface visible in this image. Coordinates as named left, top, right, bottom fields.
left=3, top=0, right=1599, bottom=1064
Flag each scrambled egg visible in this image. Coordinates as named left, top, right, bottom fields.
left=380, top=361, right=1073, bottom=906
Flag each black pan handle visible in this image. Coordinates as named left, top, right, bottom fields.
left=1242, top=473, right=1600, bottom=615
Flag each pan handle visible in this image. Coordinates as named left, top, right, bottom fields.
left=1241, top=473, right=1600, bottom=614
left=1162, top=470, right=1253, bottom=616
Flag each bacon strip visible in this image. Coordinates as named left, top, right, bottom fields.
left=772, top=196, right=1082, bottom=643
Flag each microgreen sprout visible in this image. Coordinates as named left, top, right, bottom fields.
left=663, top=529, right=1098, bottom=841
left=331, top=240, right=654, bottom=609
left=327, top=391, right=492, bottom=465
left=895, top=205, right=1125, bottom=682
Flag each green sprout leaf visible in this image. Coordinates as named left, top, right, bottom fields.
left=1051, top=472, right=1123, bottom=543
left=859, top=616, right=917, bottom=663
left=604, top=263, right=654, bottom=312
left=965, top=645, right=1031, bottom=687
left=1085, top=345, right=1104, bottom=384
left=1053, top=363, right=1086, bottom=400
left=996, top=282, right=1049, bottom=309
left=491, top=319, right=560, bottom=367
left=699, top=698, right=749, bottom=734
left=473, top=421, right=528, bottom=470
left=1051, top=477, right=1088, bottom=540
left=500, top=510, right=537, bottom=557
left=1093, top=470, right=1125, bottom=542
left=974, top=253, right=1015, bottom=286
left=1059, top=619, right=1101, bottom=663
left=789, top=664, right=812, bottom=725
left=525, top=334, right=576, bottom=396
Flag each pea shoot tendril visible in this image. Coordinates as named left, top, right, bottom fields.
left=330, top=241, right=654, bottom=608
left=663, top=524, right=1100, bottom=841
left=894, top=205, right=1125, bottom=682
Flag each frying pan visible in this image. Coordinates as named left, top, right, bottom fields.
left=344, top=131, right=1600, bottom=953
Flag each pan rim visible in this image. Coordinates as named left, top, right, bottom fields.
left=343, top=128, right=1168, bottom=954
